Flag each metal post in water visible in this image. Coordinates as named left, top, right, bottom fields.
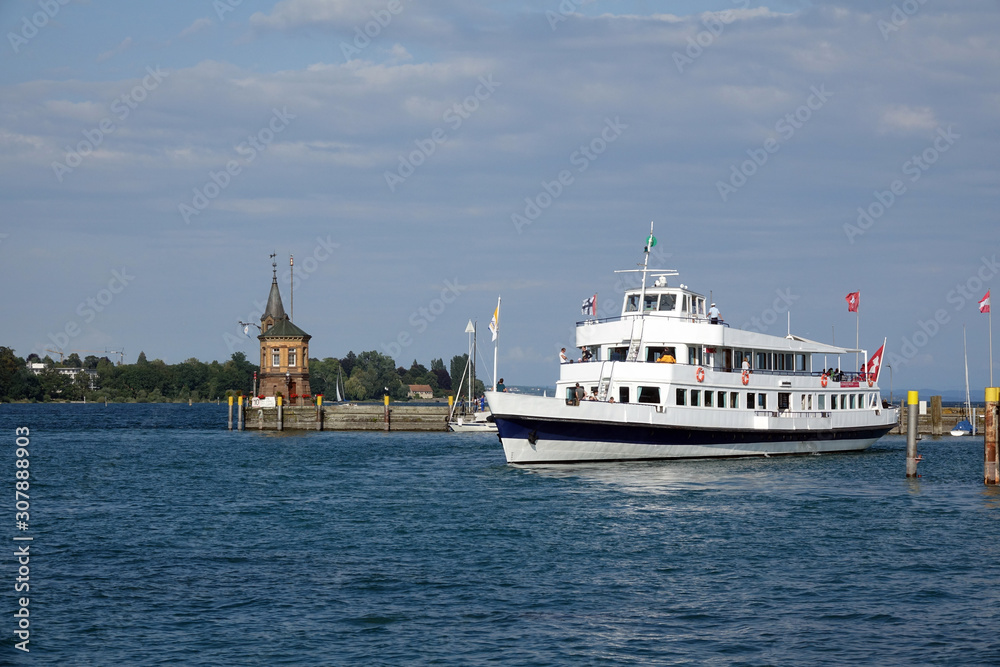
left=228, top=395, right=234, bottom=431
left=237, top=395, right=244, bottom=431
left=316, top=395, right=323, bottom=431
left=277, top=395, right=283, bottom=432
left=383, top=394, right=390, bottom=431
left=906, top=391, right=920, bottom=478
left=985, top=388, right=999, bottom=486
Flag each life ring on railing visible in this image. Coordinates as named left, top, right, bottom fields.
left=695, top=367, right=705, bottom=383
left=741, top=370, right=750, bottom=386
left=867, top=377, right=874, bottom=387
left=821, top=373, right=828, bottom=388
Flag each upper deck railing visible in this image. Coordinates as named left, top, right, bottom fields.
left=567, top=358, right=874, bottom=383
left=577, top=315, right=731, bottom=328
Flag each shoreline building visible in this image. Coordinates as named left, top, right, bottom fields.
left=257, top=261, right=311, bottom=402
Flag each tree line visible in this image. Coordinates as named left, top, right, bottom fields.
left=0, top=346, right=486, bottom=403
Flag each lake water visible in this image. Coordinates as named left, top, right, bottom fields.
left=2, top=403, right=999, bottom=665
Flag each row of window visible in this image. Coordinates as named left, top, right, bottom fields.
left=267, top=347, right=303, bottom=368
left=625, top=292, right=706, bottom=316
left=668, top=388, right=879, bottom=410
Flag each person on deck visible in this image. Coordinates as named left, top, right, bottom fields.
left=560, top=348, right=571, bottom=364
left=496, top=378, right=506, bottom=392
left=708, top=303, right=721, bottom=325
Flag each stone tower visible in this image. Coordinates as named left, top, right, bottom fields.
left=257, top=260, right=311, bottom=402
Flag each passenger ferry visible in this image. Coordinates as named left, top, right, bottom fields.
left=486, top=231, right=898, bottom=464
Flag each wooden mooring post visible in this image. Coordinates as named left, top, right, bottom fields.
left=906, top=391, right=920, bottom=478
left=930, top=395, right=943, bottom=436
left=985, top=388, right=999, bottom=486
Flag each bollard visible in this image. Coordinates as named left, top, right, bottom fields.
left=237, top=395, right=244, bottom=431
left=383, top=394, right=391, bottom=432
left=906, top=391, right=920, bottom=478
left=277, top=395, right=284, bottom=432
left=228, top=395, right=234, bottom=431
left=986, top=388, right=999, bottom=486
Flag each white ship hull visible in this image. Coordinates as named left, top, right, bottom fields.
left=487, top=392, right=896, bottom=464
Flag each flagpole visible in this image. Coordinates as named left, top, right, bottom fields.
left=991, top=304, right=994, bottom=387
left=492, top=296, right=501, bottom=392
left=855, top=297, right=859, bottom=373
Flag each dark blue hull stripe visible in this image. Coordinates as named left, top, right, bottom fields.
left=494, top=416, right=894, bottom=447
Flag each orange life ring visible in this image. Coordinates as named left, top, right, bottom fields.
left=821, top=373, right=828, bottom=388
left=695, top=367, right=705, bottom=383
left=867, top=377, right=874, bottom=387
left=741, top=370, right=750, bottom=385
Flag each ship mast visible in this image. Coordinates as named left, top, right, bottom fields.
left=638, top=220, right=654, bottom=312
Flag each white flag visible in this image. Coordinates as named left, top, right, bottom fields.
left=489, top=297, right=500, bottom=341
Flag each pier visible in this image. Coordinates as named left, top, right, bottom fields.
left=232, top=402, right=451, bottom=432
left=890, top=397, right=983, bottom=436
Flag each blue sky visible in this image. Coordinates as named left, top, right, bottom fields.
left=2, top=0, right=998, bottom=394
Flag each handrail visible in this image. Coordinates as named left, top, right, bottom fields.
left=567, top=358, right=876, bottom=384
left=577, top=315, right=730, bottom=327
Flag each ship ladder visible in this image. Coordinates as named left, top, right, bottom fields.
left=597, top=373, right=613, bottom=402
left=625, top=319, right=645, bottom=362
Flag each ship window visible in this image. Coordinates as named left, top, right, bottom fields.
left=688, top=347, right=703, bottom=366
left=675, top=388, right=686, bottom=406
left=717, top=391, right=726, bottom=408
left=644, top=295, right=658, bottom=311
left=840, top=394, right=847, bottom=410
left=800, top=394, right=807, bottom=410
left=818, top=394, right=826, bottom=410
left=746, top=392, right=755, bottom=409
left=705, top=390, right=714, bottom=407
left=758, top=393, right=768, bottom=409
left=696, top=298, right=706, bottom=316
left=638, top=386, right=661, bottom=404
left=691, top=389, right=701, bottom=407
left=682, top=295, right=689, bottom=313
left=648, top=346, right=676, bottom=363
left=609, top=346, right=628, bottom=362
left=730, top=392, right=739, bottom=408
left=659, top=294, right=676, bottom=311
left=626, top=294, right=640, bottom=312
left=778, top=393, right=790, bottom=411
left=796, top=354, right=807, bottom=372
left=831, top=395, right=837, bottom=410
left=849, top=394, right=856, bottom=409
left=619, top=387, right=630, bottom=403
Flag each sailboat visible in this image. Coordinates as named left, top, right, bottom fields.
left=448, top=317, right=498, bottom=433
left=951, top=326, right=974, bottom=436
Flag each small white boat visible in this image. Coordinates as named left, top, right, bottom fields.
left=448, top=410, right=497, bottom=433
left=447, top=321, right=498, bottom=433
left=950, top=420, right=973, bottom=437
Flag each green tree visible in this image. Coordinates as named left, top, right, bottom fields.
left=65, top=353, right=82, bottom=368
left=430, top=357, right=451, bottom=390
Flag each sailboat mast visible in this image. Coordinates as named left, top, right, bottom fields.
left=964, top=325, right=971, bottom=420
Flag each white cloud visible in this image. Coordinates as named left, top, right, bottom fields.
left=878, top=105, right=939, bottom=134
left=179, top=18, right=213, bottom=39
left=96, top=37, right=133, bottom=63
